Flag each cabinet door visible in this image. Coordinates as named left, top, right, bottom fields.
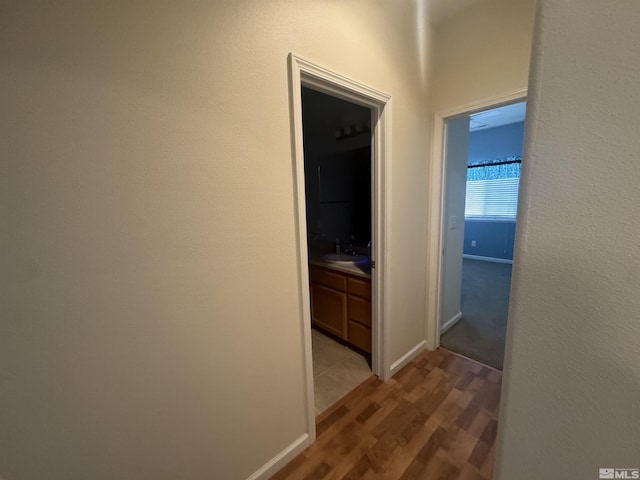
left=348, top=320, right=372, bottom=353
left=347, top=276, right=371, bottom=300
left=310, top=266, right=348, bottom=292
left=310, top=283, right=348, bottom=340
left=348, top=295, right=372, bottom=327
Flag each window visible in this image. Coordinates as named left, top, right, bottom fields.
left=464, top=158, right=520, bottom=220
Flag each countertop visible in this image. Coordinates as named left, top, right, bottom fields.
left=308, top=251, right=372, bottom=279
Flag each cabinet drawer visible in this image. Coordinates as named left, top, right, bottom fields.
left=347, top=276, right=371, bottom=300
left=310, top=266, right=347, bottom=292
left=348, top=320, right=371, bottom=353
left=348, top=295, right=371, bottom=327
left=310, top=283, right=348, bottom=340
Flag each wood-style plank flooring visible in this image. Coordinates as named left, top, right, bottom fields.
left=272, top=348, right=502, bottom=480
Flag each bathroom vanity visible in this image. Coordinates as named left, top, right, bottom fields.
left=308, top=259, right=372, bottom=353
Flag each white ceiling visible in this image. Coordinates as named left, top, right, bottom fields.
left=427, top=0, right=487, bottom=24
left=469, top=102, right=527, bottom=132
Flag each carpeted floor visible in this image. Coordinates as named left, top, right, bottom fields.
left=440, top=258, right=512, bottom=370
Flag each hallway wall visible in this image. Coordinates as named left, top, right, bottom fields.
left=0, top=2, right=433, bottom=479
left=431, top=0, right=536, bottom=112
left=495, top=1, right=640, bottom=477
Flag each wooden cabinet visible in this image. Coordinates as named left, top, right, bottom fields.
left=310, top=283, right=348, bottom=339
left=310, top=267, right=348, bottom=292
left=309, top=265, right=372, bottom=353
left=347, top=276, right=371, bottom=300
left=347, top=319, right=371, bottom=352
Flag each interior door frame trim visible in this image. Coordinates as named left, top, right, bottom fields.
left=288, top=53, right=392, bottom=442
left=426, top=89, right=527, bottom=351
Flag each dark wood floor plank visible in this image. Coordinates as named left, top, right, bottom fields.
left=356, top=401, right=381, bottom=424
left=457, top=464, right=487, bottom=480
left=467, top=437, right=492, bottom=469
left=480, top=418, right=498, bottom=446
left=306, top=461, right=332, bottom=480
left=383, top=415, right=440, bottom=478
left=467, top=409, right=493, bottom=439
left=340, top=453, right=373, bottom=480
left=323, top=434, right=377, bottom=480
left=273, top=348, right=502, bottom=480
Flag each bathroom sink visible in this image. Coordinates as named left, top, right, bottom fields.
left=323, top=253, right=369, bottom=266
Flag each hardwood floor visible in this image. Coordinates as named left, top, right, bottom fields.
left=272, top=348, right=502, bottom=480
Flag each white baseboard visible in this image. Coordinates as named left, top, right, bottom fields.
left=246, top=434, right=310, bottom=480
left=389, top=340, right=428, bottom=377
left=440, top=311, right=463, bottom=335
left=463, top=254, right=513, bottom=265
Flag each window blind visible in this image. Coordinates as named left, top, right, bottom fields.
left=465, top=159, right=520, bottom=220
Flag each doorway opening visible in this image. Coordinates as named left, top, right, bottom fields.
left=301, top=87, right=374, bottom=415
left=437, top=100, right=526, bottom=370
left=288, top=54, right=390, bottom=441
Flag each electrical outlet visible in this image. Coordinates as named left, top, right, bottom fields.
left=449, top=216, right=457, bottom=229
left=471, top=240, right=476, bottom=247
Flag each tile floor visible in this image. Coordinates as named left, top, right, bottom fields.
left=311, top=327, right=373, bottom=415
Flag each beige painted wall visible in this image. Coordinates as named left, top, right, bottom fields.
left=431, top=0, right=536, bottom=112
left=0, top=1, right=433, bottom=479
left=495, top=1, right=640, bottom=478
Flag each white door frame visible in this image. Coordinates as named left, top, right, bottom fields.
left=426, top=89, right=527, bottom=350
left=288, top=53, right=392, bottom=441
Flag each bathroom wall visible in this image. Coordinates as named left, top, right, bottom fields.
left=307, top=148, right=371, bottom=246
left=302, top=88, right=372, bottom=247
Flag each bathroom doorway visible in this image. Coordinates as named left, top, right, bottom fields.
left=301, top=87, right=374, bottom=415
left=288, top=54, right=391, bottom=441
